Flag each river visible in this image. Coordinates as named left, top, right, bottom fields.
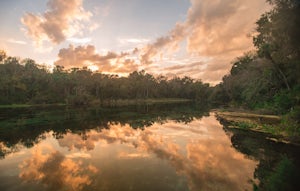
left=0, top=103, right=299, bottom=191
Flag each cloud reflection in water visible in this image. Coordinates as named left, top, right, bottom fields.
left=19, top=146, right=98, bottom=191
left=54, top=115, right=258, bottom=191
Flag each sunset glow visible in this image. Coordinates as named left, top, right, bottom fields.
left=0, top=0, right=270, bottom=84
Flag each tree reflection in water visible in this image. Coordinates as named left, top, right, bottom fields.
left=19, top=146, right=98, bottom=191
left=2, top=104, right=294, bottom=190
left=27, top=115, right=257, bottom=191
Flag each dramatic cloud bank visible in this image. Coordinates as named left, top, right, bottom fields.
left=21, top=0, right=92, bottom=45
left=31, top=0, right=269, bottom=84
left=140, top=0, right=269, bottom=83
left=56, top=116, right=258, bottom=191
left=141, top=23, right=186, bottom=65
left=55, top=44, right=138, bottom=73
left=19, top=146, right=98, bottom=190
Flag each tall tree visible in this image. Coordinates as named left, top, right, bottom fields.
left=253, top=0, right=300, bottom=90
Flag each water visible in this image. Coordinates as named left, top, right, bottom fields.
left=0, top=104, right=299, bottom=191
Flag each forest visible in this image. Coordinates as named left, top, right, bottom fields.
left=0, top=1, right=300, bottom=190
left=0, top=0, right=299, bottom=122
left=0, top=54, right=211, bottom=105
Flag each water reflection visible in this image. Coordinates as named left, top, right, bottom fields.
left=220, top=121, right=300, bottom=191
left=19, top=145, right=98, bottom=191
left=0, top=105, right=263, bottom=190
left=26, top=115, right=257, bottom=191
left=0, top=103, right=208, bottom=158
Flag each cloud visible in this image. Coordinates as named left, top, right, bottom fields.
left=21, top=0, right=92, bottom=45
left=56, top=118, right=257, bottom=191
left=67, top=37, right=92, bottom=44
left=160, top=57, right=236, bottom=85
left=163, top=61, right=206, bottom=74
left=185, top=0, right=268, bottom=56
left=119, top=38, right=150, bottom=45
left=144, top=117, right=258, bottom=191
left=141, top=23, right=186, bottom=65
left=0, top=141, right=25, bottom=159
left=19, top=146, right=98, bottom=191
left=7, top=39, right=27, bottom=45
left=55, top=44, right=139, bottom=73
left=49, top=0, right=269, bottom=84
left=57, top=125, right=141, bottom=151
left=139, top=0, right=269, bottom=83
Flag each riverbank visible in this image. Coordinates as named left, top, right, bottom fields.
left=0, top=103, right=67, bottom=109
left=0, top=98, right=192, bottom=109
left=215, top=110, right=300, bottom=145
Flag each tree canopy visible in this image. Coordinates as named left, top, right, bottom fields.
left=210, top=0, right=300, bottom=115
left=0, top=53, right=211, bottom=105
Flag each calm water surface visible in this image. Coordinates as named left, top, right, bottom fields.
left=0, top=104, right=299, bottom=191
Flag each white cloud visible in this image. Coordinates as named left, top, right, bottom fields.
left=119, top=38, right=150, bottom=44
left=7, top=39, right=27, bottom=45
left=139, top=0, right=270, bottom=83
left=67, top=37, right=92, bottom=44
left=21, top=0, right=92, bottom=45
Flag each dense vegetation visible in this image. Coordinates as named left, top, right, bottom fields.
left=0, top=103, right=209, bottom=158
left=211, top=0, right=300, bottom=112
left=210, top=0, right=300, bottom=137
left=0, top=1, right=299, bottom=190
left=0, top=0, right=299, bottom=117
left=0, top=52, right=210, bottom=105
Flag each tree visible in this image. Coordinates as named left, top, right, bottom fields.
left=253, top=0, right=300, bottom=90
left=0, top=50, right=6, bottom=62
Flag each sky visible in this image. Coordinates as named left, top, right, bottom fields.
left=0, top=0, right=270, bottom=85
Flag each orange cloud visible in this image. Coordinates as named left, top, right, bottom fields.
left=21, top=0, right=92, bottom=45
left=144, top=117, right=258, bottom=191
left=139, top=0, right=269, bottom=83
left=19, top=146, right=98, bottom=190
left=57, top=125, right=141, bottom=151
left=141, top=23, right=186, bottom=65
left=185, top=0, right=268, bottom=56
left=55, top=44, right=139, bottom=73
left=56, top=117, right=257, bottom=191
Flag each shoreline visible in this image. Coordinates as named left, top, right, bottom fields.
left=215, top=109, right=300, bottom=146
left=0, top=98, right=192, bottom=109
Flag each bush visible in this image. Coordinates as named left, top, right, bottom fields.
left=273, top=91, right=294, bottom=114
left=280, top=106, right=300, bottom=136
left=265, top=156, right=298, bottom=191
left=67, top=94, right=92, bottom=106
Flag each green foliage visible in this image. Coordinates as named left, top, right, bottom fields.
left=219, top=53, right=279, bottom=109
left=234, top=121, right=257, bottom=129
left=212, top=0, right=300, bottom=117
left=254, top=0, right=300, bottom=90
left=280, top=106, right=300, bottom=136
left=273, top=90, right=294, bottom=113
left=0, top=50, right=211, bottom=106
left=209, top=83, right=230, bottom=107
left=0, top=103, right=209, bottom=158
left=67, top=94, right=92, bottom=106
left=264, top=156, right=298, bottom=191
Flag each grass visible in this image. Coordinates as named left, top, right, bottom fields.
left=0, top=103, right=67, bottom=109
left=0, top=98, right=192, bottom=109
left=216, top=110, right=300, bottom=144
left=141, top=98, right=191, bottom=103
left=232, top=121, right=279, bottom=135
left=0, top=104, right=32, bottom=108
left=254, top=156, right=300, bottom=191
left=90, top=98, right=192, bottom=107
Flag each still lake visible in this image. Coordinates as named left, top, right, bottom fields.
left=0, top=103, right=299, bottom=191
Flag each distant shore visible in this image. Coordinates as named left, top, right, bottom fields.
left=215, top=109, right=300, bottom=146
left=0, top=98, right=192, bottom=109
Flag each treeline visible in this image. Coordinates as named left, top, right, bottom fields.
left=211, top=0, right=300, bottom=115
left=0, top=52, right=210, bottom=105
left=0, top=0, right=299, bottom=115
